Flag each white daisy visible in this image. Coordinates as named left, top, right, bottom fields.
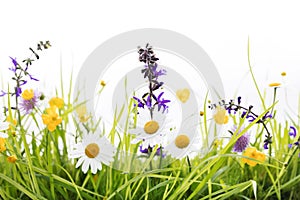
left=129, top=108, right=172, bottom=149
left=69, top=133, right=116, bottom=174
left=0, top=113, right=9, bottom=138
left=165, top=121, right=200, bottom=159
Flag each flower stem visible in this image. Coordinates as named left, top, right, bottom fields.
left=47, top=131, right=55, bottom=199
left=187, top=156, right=192, bottom=173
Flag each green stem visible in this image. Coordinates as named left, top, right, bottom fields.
left=247, top=37, right=267, bottom=110
left=47, top=131, right=55, bottom=199
left=187, top=156, right=192, bottom=173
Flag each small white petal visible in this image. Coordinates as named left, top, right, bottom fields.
left=90, top=160, right=97, bottom=174
left=82, top=160, right=90, bottom=174
left=75, top=157, right=85, bottom=168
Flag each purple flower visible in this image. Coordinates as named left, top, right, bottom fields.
left=19, top=80, right=28, bottom=86
left=9, top=57, right=18, bottom=72
left=232, top=125, right=250, bottom=152
left=0, top=90, right=7, bottom=97
left=151, top=63, right=166, bottom=78
left=289, top=126, right=297, bottom=137
left=16, top=87, right=22, bottom=97
left=288, top=144, right=293, bottom=148
left=145, top=95, right=152, bottom=109
left=139, top=146, right=165, bottom=157
left=262, top=112, right=273, bottom=120
left=264, top=142, right=269, bottom=150
left=157, top=92, right=170, bottom=113
left=19, top=90, right=41, bottom=114
left=28, top=74, right=39, bottom=81
left=133, top=97, right=144, bottom=108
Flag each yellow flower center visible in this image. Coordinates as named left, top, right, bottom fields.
left=175, top=134, right=190, bottom=149
left=281, top=72, right=286, bottom=76
left=144, top=120, right=159, bottom=134
left=269, top=82, right=281, bottom=87
left=22, top=89, right=34, bottom=100
left=85, top=143, right=100, bottom=158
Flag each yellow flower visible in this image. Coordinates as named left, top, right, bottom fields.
left=6, top=116, right=17, bottom=130
left=21, top=89, right=34, bottom=100
left=100, top=80, right=106, bottom=87
left=49, top=97, right=64, bottom=109
left=7, top=155, right=17, bottom=163
left=242, top=147, right=266, bottom=167
left=176, top=88, right=190, bottom=103
left=269, top=82, right=281, bottom=87
left=213, top=106, right=229, bottom=124
left=281, top=72, right=286, bottom=76
left=76, top=105, right=90, bottom=123
left=42, top=106, right=62, bottom=132
left=0, top=138, right=6, bottom=152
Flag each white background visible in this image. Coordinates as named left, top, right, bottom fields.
left=1, top=0, right=300, bottom=121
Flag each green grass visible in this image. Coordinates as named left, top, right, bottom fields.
left=0, top=43, right=300, bottom=200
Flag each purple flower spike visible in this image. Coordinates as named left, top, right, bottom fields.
left=289, top=126, right=297, bottom=137
left=288, top=144, right=293, bottom=148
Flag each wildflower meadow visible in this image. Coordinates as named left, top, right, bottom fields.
left=0, top=36, right=300, bottom=200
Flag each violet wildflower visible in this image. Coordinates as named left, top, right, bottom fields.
left=157, top=92, right=170, bottom=113
left=133, top=43, right=170, bottom=117
left=288, top=126, right=300, bottom=157
left=19, top=89, right=41, bottom=114
left=139, top=145, right=165, bottom=157
left=9, top=57, right=18, bottom=72
left=211, top=96, right=273, bottom=150
left=133, top=96, right=144, bottom=108
left=289, top=126, right=297, bottom=137
left=231, top=125, right=251, bottom=152
left=0, top=91, right=7, bottom=97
